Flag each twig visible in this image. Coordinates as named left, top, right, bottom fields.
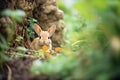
left=6, top=64, right=12, bottom=80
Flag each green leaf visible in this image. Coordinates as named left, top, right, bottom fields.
left=2, top=9, right=26, bottom=22
left=16, top=46, right=27, bottom=54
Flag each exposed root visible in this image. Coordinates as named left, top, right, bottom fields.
left=6, top=64, right=12, bottom=80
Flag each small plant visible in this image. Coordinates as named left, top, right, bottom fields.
left=10, top=46, right=28, bottom=58
left=0, top=34, right=10, bottom=64
left=25, top=17, right=37, bottom=39
left=31, top=45, right=62, bottom=59
left=15, top=36, right=23, bottom=44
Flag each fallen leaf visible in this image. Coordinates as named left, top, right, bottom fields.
left=25, top=40, right=31, bottom=48
left=44, top=52, right=51, bottom=57
left=55, top=47, right=62, bottom=52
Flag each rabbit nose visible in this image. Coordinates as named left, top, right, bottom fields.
left=43, top=41, right=47, bottom=45
left=42, top=39, right=46, bottom=43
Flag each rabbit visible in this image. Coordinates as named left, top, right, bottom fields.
left=30, top=23, right=56, bottom=51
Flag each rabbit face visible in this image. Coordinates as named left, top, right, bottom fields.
left=38, top=31, right=52, bottom=45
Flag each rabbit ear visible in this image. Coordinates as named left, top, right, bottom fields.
left=48, top=24, right=56, bottom=36
left=34, top=23, right=42, bottom=35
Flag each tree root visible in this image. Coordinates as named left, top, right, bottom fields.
left=6, top=64, right=12, bottom=80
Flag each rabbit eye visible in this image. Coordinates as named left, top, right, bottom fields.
left=48, top=37, right=50, bottom=39
left=39, top=36, right=41, bottom=39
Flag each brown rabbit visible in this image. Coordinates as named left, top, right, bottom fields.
left=30, top=23, right=56, bottom=51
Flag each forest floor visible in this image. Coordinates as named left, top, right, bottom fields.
left=0, top=49, right=61, bottom=80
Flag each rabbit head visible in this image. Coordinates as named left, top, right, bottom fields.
left=34, top=23, right=56, bottom=46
